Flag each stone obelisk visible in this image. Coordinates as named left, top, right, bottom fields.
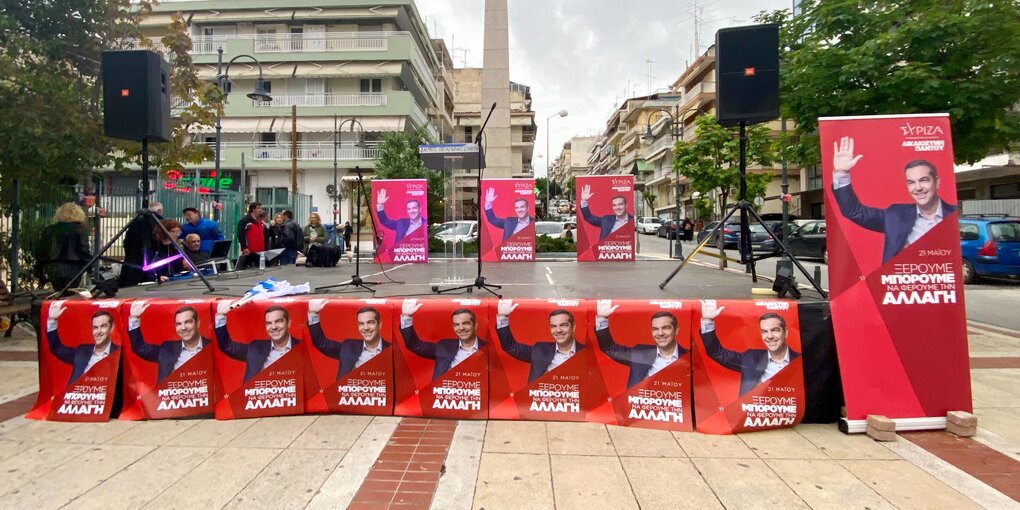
left=481, top=0, right=511, bottom=177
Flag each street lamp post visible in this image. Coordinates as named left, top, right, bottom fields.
left=333, top=117, right=367, bottom=229
left=213, top=47, right=272, bottom=220
left=643, top=106, right=706, bottom=258
left=546, top=109, right=568, bottom=217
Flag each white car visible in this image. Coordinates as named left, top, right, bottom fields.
left=536, top=221, right=565, bottom=239
left=434, top=221, right=478, bottom=243
left=636, top=217, right=662, bottom=234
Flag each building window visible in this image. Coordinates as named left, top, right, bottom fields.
left=360, top=79, right=382, bottom=94
left=259, top=133, right=277, bottom=145
left=464, top=126, right=473, bottom=143
left=806, top=165, right=823, bottom=190
left=990, top=182, right=1020, bottom=199
left=957, top=188, right=977, bottom=201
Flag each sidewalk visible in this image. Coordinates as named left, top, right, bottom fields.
left=0, top=322, right=1018, bottom=509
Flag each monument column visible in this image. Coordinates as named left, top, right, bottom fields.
left=481, top=0, right=512, bottom=178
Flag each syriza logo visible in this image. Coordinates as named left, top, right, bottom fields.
left=899, top=122, right=946, bottom=153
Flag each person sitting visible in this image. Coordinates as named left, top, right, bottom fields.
left=303, top=213, right=327, bottom=254
left=181, top=233, right=210, bottom=265
left=35, top=202, right=92, bottom=292
left=150, top=219, right=184, bottom=282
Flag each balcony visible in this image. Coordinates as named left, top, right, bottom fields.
left=203, top=142, right=380, bottom=162
left=188, top=32, right=392, bottom=56
left=252, top=93, right=388, bottom=108
left=680, top=81, right=716, bottom=111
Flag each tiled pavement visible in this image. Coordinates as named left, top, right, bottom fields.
left=0, top=323, right=1017, bottom=509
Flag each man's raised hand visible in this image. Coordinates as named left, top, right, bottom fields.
left=580, top=184, right=593, bottom=202
left=129, top=300, right=150, bottom=319
left=377, top=188, right=389, bottom=205
left=596, top=299, right=619, bottom=319
left=216, top=299, right=233, bottom=317
left=832, top=136, right=863, bottom=175
left=485, top=187, right=497, bottom=205
left=48, top=300, right=67, bottom=320
left=497, top=299, right=519, bottom=316
left=308, top=298, right=326, bottom=314
left=402, top=298, right=423, bottom=316
left=700, top=299, right=725, bottom=321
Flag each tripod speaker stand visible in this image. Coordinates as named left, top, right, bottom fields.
left=315, top=166, right=383, bottom=294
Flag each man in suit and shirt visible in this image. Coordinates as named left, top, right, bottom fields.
left=495, top=299, right=584, bottom=384
left=307, top=299, right=390, bottom=379
left=215, top=300, right=300, bottom=383
left=399, top=299, right=486, bottom=381
left=593, top=300, right=688, bottom=389
left=127, top=300, right=211, bottom=384
left=45, top=301, right=120, bottom=385
left=698, top=300, right=800, bottom=396
left=484, top=187, right=533, bottom=241
left=376, top=188, right=425, bottom=244
left=831, top=136, right=957, bottom=263
left=580, top=185, right=634, bottom=241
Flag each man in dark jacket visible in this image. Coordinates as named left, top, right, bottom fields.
left=495, top=299, right=584, bottom=383
left=483, top=187, right=533, bottom=241
left=214, top=300, right=299, bottom=383
left=127, top=300, right=211, bottom=384
left=119, top=202, right=163, bottom=287
left=277, top=210, right=303, bottom=264
left=593, top=300, right=687, bottom=389
left=580, top=186, right=634, bottom=241
left=399, top=299, right=486, bottom=381
left=45, top=301, right=119, bottom=385
left=306, top=299, right=390, bottom=380
left=698, top=300, right=800, bottom=396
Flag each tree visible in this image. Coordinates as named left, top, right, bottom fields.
left=641, top=189, right=657, bottom=215
left=757, top=0, right=1020, bottom=165
left=372, top=127, right=444, bottom=223
left=0, top=0, right=153, bottom=206
left=673, top=115, right=776, bottom=219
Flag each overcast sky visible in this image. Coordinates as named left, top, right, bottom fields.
left=416, top=0, right=794, bottom=177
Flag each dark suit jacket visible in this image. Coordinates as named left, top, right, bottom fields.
left=581, top=206, right=634, bottom=241
left=496, top=325, right=584, bottom=383
left=700, top=329, right=800, bottom=396
left=309, top=322, right=390, bottom=380
left=129, top=327, right=211, bottom=383
left=485, top=207, right=534, bottom=241
left=215, top=325, right=300, bottom=383
left=400, top=325, right=486, bottom=381
left=47, top=329, right=120, bottom=385
left=377, top=209, right=424, bottom=244
left=832, top=184, right=956, bottom=264
left=594, top=327, right=688, bottom=389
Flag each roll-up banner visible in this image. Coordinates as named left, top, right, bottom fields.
left=820, top=114, right=971, bottom=430
left=120, top=299, right=217, bottom=420
left=480, top=178, right=536, bottom=262
left=28, top=300, right=124, bottom=422
left=692, top=300, right=805, bottom=434
left=575, top=175, right=635, bottom=261
left=488, top=299, right=605, bottom=421
left=392, top=298, right=489, bottom=419
left=587, top=299, right=694, bottom=431
left=213, top=299, right=306, bottom=419
left=371, top=179, right=429, bottom=264
left=303, top=298, right=394, bottom=415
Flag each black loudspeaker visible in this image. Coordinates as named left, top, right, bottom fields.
left=102, top=50, right=171, bottom=142
left=715, top=24, right=780, bottom=127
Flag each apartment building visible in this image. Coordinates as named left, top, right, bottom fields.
left=550, top=136, right=597, bottom=195
left=127, top=0, right=444, bottom=222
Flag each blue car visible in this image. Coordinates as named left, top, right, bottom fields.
left=959, top=215, right=1020, bottom=283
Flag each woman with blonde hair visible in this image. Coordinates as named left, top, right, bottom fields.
left=303, top=212, right=327, bottom=253
left=35, top=202, right=92, bottom=291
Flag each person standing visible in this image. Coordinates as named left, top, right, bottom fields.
left=119, top=202, right=163, bottom=287
left=180, top=207, right=223, bottom=253
left=278, top=210, right=303, bottom=265
left=35, top=203, right=92, bottom=292
left=342, top=221, right=353, bottom=252
left=682, top=218, right=694, bottom=241
left=237, top=202, right=268, bottom=269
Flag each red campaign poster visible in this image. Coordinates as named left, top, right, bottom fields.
left=587, top=299, right=694, bottom=431
left=480, top=178, right=536, bottom=262
left=488, top=299, right=605, bottom=421
left=213, top=299, right=306, bottom=420
left=575, top=175, right=635, bottom=261
left=371, top=179, right=428, bottom=264
left=691, top=300, right=805, bottom=434
left=303, top=298, right=394, bottom=416
left=28, top=300, right=123, bottom=422
left=120, top=299, right=217, bottom=420
left=392, top=298, right=490, bottom=419
left=820, top=114, right=971, bottom=425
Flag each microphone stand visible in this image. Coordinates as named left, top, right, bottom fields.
left=434, top=102, right=502, bottom=297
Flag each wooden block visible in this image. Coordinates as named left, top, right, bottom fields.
left=947, top=422, right=977, bottom=437
left=866, top=426, right=897, bottom=442
left=947, top=411, right=977, bottom=427
left=866, top=414, right=896, bottom=432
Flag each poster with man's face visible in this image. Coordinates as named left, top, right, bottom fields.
left=371, top=179, right=429, bottom=264
left=691, top=300, right=804, bottom=434
left=587, top=299, right=694, bottom=431
left=480, top=178, right=536, bottom=262
left=213, top=299, right=306, bottom=420
left=120, top=299, right=217, bottom=420
left=28, top=300, right=123, bottom=422
left=392, top=298, right=489, bottom=419
left=575, top=175, right=635, bottom=261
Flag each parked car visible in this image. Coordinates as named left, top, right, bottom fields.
left=656, top=220, right=679, bottom=239
left=536, top=221, right=565, bottom=239
left=696, top=221, right=740, bottom=248
left=786, top=220, right=827, bottom=263
left=753, top=221, right=795, bottom=253
left=433, top=221, right=478, bottom=243
left=636, top=217, right=662, bottom=235
left=959, top=214, right=1020, bottom=284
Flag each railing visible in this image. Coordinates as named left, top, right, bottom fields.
left=521, top=165, right=534, bottom=174
left=251, top=33, right=388, bottom=53
left=252, top=93, right=387, bottom=108
left=519, top=132, right=536, bottom=143
left=242, top=143, right=380, bottom=161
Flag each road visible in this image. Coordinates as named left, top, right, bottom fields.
left=636, top=231, right=1020, bottom=330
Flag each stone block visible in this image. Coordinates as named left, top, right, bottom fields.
left=946, top=411, right=977, bottom=427
left=865, top=426, right=897, bottom=442
left=866, top=415, right=896, bottom=432
left=946, top=422, right=977, bottom=437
